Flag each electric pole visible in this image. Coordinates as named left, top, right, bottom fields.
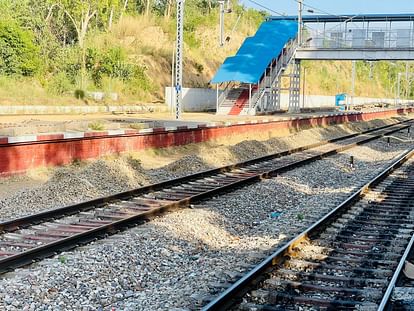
left=298, top=0, right=303, bottom=46
left=397, top=72, right=402, bottom=106
left=219, top=1, right=225, bottom=46
left=351, top=60, right=356, bottom=107
left=175, top=0, right=185, bottom=119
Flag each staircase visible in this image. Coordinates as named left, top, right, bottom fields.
left=217, top=88, right=245, bottom=115
left=217, top=38, right=298, bottom=116
left=228, top=88, right=249, bottom=115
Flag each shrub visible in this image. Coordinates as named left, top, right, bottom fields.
left=195, top=62, right=204, bottom=74
left=74, top=89, right=85, bottom=99
left=47, top=72, right=73, bottom=95
left=89, top=121, right=105, bottom=131
left=86, top=46, right=136, bottom=86
left=0, top=20, right=40, bottom=76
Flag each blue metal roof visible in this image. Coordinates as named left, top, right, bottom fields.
left=211, top=20, right=298, bottom=84
left=268, top=13, right=414, bottom=23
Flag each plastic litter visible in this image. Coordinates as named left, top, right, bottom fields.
left=270, top=211, right=282, bottom=219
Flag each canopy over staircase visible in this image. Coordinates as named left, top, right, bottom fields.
left=212, top=20, right=299, bottom=115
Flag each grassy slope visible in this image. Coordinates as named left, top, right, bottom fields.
left=0, top=13, right=410, bottom=106
left=92, top=15, right=411, bottom=102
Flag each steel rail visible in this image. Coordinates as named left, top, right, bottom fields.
left=0, top=121, right=409, bottom=233
left=202, top=147, right=414, bottom=311
left=0, top=121, right=410, bottom=274
left=378, top=233, right=414, bottom=310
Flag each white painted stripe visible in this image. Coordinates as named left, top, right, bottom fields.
left=188, top=125, right=198, bottom=129
left=107, top=129, right=126, bottom=136
left=8, top=135, right=38, bottom=143
left=165, top=127, right=178, bottom=131
left=139, top=128, right=154, bottom=134
left=250, top=120, right=258, bottom=124
left=207, top=123, right=217, bottom=127
left=224, top=122, right=232, bottom=127
left=63, top=132, right=85, bottom=139
left=262, top=119, right=269, bottom=122
left=237, top=121, right=246, bottom=125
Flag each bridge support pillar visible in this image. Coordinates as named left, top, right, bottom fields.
left=288, top=59, right=301, bottom=113
left=271, top=75, right=282, bottom=111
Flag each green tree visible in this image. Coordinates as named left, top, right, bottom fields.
left=45, top=0, right=124, bottom=88
left=0, top=20, right=40, bottom=76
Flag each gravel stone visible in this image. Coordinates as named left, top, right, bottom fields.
left=0, top=127, right=412, bottom=310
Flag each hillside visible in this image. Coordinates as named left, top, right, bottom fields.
left=0, top=1, right=411, bottom=106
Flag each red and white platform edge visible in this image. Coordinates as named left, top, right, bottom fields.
left=0, top=109, right=412, bottom=176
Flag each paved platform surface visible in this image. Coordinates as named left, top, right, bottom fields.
left=0, top=109, right=375, bottom=136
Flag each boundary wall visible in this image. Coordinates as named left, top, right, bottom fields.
left=165, top=87, right=412, bottom=112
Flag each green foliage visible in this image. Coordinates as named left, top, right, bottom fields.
left=0, top=0, right=409, bottom=104
left=86, top=46, right=135, bottom=86
left=195, top=62, right=204, bottom=74
left=127, top=64, right=154, bottom=93
left=85, top=45, right=152, bottom=93
left=0, top=20, right=40, bottom=76
left=58, top=255, right=67, bottom=264
left=89, top=121, right=105, bottom=131
left=47, top=72, right=73, bottom=95
left=74, top=88, right=85, bottom=99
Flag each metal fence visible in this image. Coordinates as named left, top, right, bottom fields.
left=304, top=27, right=414, bottom=49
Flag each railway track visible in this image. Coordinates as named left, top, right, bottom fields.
left=202, top=147, right=414, bottom=310
left=0, top=121, right=410, bottom=274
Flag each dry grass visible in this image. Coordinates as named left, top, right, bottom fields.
left=0, top=14, right=398, bottom=106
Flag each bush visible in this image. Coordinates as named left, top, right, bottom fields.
left=86, top=46, right=136, bottom=86
left=89, top=121, right=105, bottom=131
left=47, top=72, right=73, bottom=95
left=74, top=89, right=85, bottom=99
left=0, top=20, right=40, bottom=76
left=85, top=45, right=153, bottom=94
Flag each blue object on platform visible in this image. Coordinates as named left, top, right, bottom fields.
left=335, top=93, right=347, bottom=111
left=335, top=93, right=347, bottom=105
left=211, top=20, right=298, bottom=84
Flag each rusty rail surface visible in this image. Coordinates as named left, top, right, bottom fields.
left=0, top=121, right=410, bottom=274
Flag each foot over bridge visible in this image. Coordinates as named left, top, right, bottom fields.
left=212, top=13, right=414, bottom=116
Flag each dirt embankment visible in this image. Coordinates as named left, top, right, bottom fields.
left=0, top=117, right=405, bottom=221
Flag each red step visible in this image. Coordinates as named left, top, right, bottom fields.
left=227, top=85, right=259, bottom=115
left=228, top=89, right=249, bottom=115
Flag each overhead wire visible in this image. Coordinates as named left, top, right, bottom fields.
left=290, top=0, right=363, bottom=30
left=245, top=0, right=286, bottom=16
left=291, top=0, right=360, bottom=19
left=287, top=0, right=376, bottom=59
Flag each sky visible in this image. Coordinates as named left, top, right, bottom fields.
left=241, top=0, right=414, bottom=16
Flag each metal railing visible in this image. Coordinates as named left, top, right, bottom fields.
left=304, top=27, right=414, bottom=49
left=217, top=38, right=297, bottom=114
left=250, top=38, right=298, bottom=112
left=217, top=81, right=234, bottom=109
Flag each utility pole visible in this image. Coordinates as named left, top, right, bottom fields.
left=219, top=1, right=225, bottom=46
left=298, top=0, right=303, bottom=46
left=175, top=0, right=185, bottom=120
left=302, top=66, right=306, bottom=109
left=351, top=60, right=356, bottom=107
left=171, top=42, right=175, bottom=117
left=397, top=72, right=402, bottom=106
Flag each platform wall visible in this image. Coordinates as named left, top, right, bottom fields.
left=0, top=109, right=412, bottom=176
